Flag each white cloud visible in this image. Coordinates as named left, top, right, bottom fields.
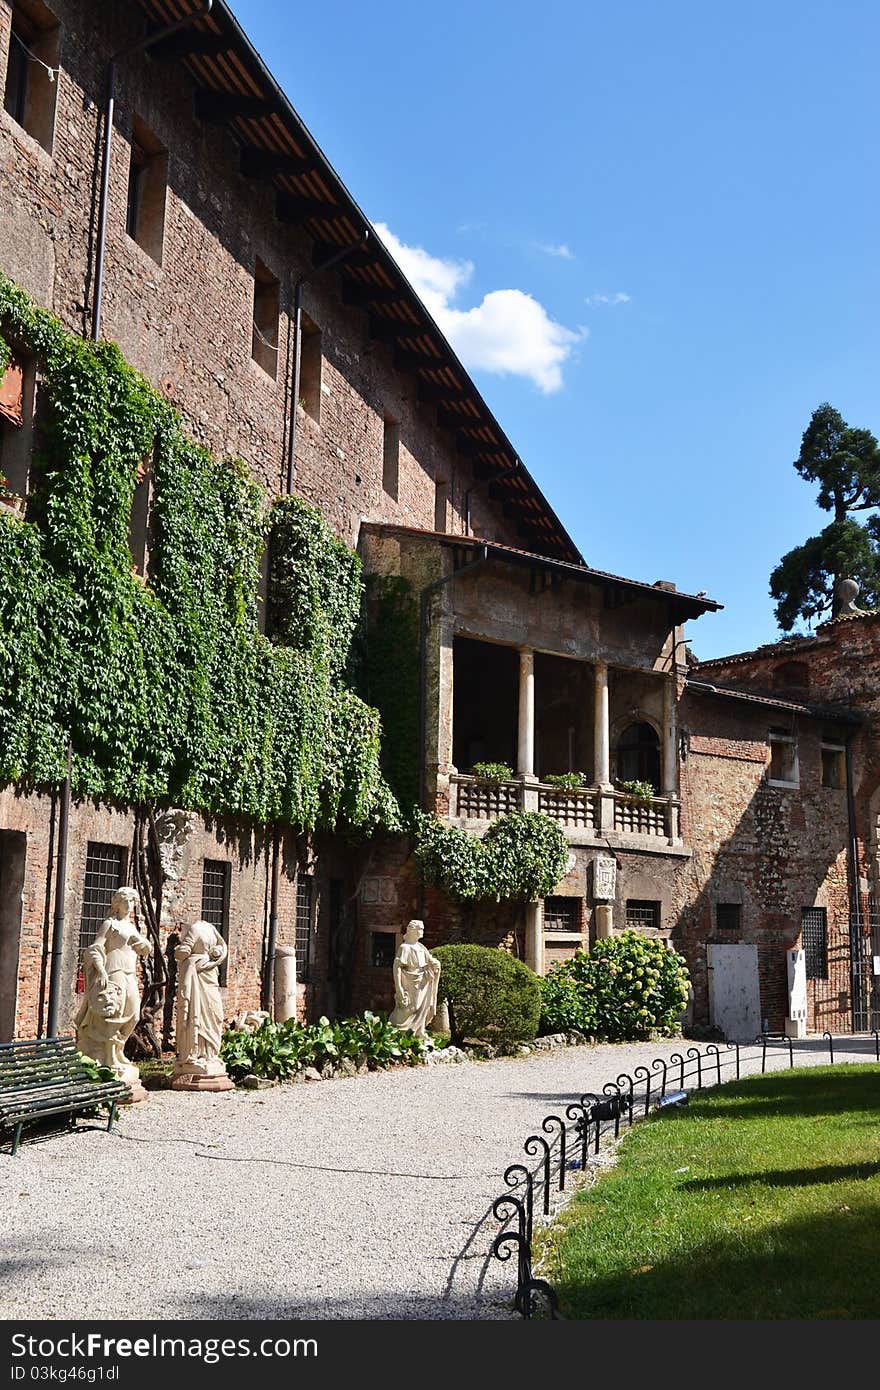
left=538, top=242, right=575, bottom=260
left=585, top=291, right=631, bottom=306
left=374, top=222, right=582, bottom=394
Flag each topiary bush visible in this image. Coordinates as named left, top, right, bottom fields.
left=433, top=943, right=542, bottom=1048
left=540, top=931, right=690, bottom=1041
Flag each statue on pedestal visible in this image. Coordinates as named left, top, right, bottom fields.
left=172, top=919, right=234, bottom=1091
left=389, top=919, right=442, bottom=1039
left=75, top=886, right=150, bottom=1097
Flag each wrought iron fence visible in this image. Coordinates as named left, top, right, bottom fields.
left=492, top=1030, right=880, bottom=1319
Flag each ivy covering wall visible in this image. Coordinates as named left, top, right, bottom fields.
left=0, top=275, right=398, bottom=832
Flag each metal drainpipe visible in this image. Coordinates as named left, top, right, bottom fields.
left=844, top=731, right=864, bottom=1030
left=418, top=549, right=489, bottom=809
left=92, top=2, right=214, bottom=342
left=285, top=232, right=369, bottom=495
left=45, top=742, right=71, bottom=1038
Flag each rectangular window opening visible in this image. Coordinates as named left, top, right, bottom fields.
left=625, top=899, right=661, bottom=932
left=821, top=734, right=845, bottom=790
left=543, top=897, right=582, bottom=933
left=768, top=728, right=798, bottom=786
left=716, top=902, right=741, bottom=932
left=296, top=875, right=314, bottom=983
left=128, top=451, right=153, bottom=579
left=802, top=907, right=828, bottom=980
left=252, top=258, right=280, bottom=378
left=125, top=116, right=167, bottom=264
left=434, top=479, right=448, bottom=533
left=3, top=3, right=59, bottom=154
left=299, top=314, right=322, bottom=422
left=201, top=859, right=230, bottom=986
left=370, top=932, right=396, bottom=969
left=77, top=843, right=127, bottom=986
left=382, top=416, right=399, bottom=500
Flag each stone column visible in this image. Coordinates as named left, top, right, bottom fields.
left=662, top=674, right=677, bottom=797
left=594, top=904, right=613, bottom=939
left=273, top=945, right=297, bottom=1023
left=517, top=647, right=535, bottom=779
left=594, top=661, right=611, bottom=788
left=525, top=901, right=543, bottom=974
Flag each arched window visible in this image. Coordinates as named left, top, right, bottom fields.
left=615, top=722, right=661, bottom=791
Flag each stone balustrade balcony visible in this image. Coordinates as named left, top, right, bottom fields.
left=448, top=773, right=682, bottom=847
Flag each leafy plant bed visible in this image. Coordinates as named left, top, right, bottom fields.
left=219, top=1011, right=430, bottom=1083
left=137, top=1060, right=175, bottom=1090
left=539, top=1064, right=880, bottom=1319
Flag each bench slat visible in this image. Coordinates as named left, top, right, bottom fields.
left=0, top=1037, right=133, bottom=1151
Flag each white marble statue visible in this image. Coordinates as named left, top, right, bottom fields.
left=389, top=919, right=442, bottom=1039
left=75, top=886, right=150, bottom=1087
left=836, top=577, right=866, bottom=617
left=172, top=919, right=234, bottom=1090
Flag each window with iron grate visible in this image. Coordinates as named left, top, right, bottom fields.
left=201, top=859, right=230, bottom=986
left=296, top=876, right=313, bottom=983
left=801, top=907, right=828, bottom=979
left=625, top=900, right=661, bottom=932
left=543, top=897, right=582, bottom=933
left=716, top=902, right=741, bottom=932
left=77, top=842, right=127, bottom=988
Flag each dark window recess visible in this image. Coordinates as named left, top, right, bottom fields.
left=434, top=480, right=448, bottom=532
left=616, top=722, right=661, bottom=791
left=821, top=738, right=845, bottom=789
left=802, top=908, right=828, bottom=980
left=3, top=5, right=59, bottom=153
left=625, top=900, right=661, bottom=932
left=716, top=902, right=741, bottom=932
left=128, top=452, right=153, bottom=578
left=125, top=118, right=167, bottom=264
left=543, top=897, right=582, bottom=933
left=201, top=859, right=230, bottom=985
left=296, top=876, right=313, bottom=982
left=370, top=932, right=396, bottom=969
left=299, top=315, right=322, bottom=421
left=252, top=258, right=280, bottom=377
left=77, top=843, right=127, bottom=984
left=769, top=728, right=798, bottom=784
left=382, top=417, right=399, bottom=499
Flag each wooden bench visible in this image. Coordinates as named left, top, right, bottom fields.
left=0, top=1035, right=131, bottom=1155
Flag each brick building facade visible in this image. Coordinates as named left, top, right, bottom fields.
left=2, top=0, right=878, bottom=1048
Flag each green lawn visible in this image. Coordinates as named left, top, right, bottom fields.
left=540, top=1064, right=880, bottom=1319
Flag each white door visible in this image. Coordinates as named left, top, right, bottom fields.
left=707, top=943, right=761, bottom=1042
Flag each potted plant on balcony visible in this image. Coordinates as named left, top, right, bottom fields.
left=543, top=772, right=588, bottom=790
left=470, top=761, right=514, bottom=785
left=0, top=472, right=25, bottom=519
left=616, top=779, right=656, bottom=804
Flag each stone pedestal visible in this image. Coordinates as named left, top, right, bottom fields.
left=784, top=1016, right=807, bottom=1040
left=274, top=944, right=298, bottom=1023
left=525, top=900, right=543, bottom=974
left=431, top=998, right=451, bottom=1034
left=171, top=1058, right=235, bottom=1092
left=594, top=904, right=613, bottom=939
left=118, top=1061, right=147, bottom=1104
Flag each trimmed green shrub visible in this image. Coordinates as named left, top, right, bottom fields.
left=470, top=761, right=514, bottom=783
left=433, top=943, right=541, bottom=1048
left=540, top=931, right=690, bottom=1041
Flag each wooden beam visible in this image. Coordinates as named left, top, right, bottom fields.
left=454, top=436, right=490, bottom=458
left=392, top=346, right=438, bottom=372
left=194, top=91, right=274, bottom=124
left=437, top=405, right=482, bottom=432
left=240, top=148, right=311, bottom=178
left=341, top=281, right=403, bottom=308
left=417, top=382, right=466, bottom=404
left=276, top=191, right=343, bottom=224
left=149, top=33, right=229, bottom=60
left=311, top=240, right=374, bottom=270
left=368, top=315, right=418, bottom=343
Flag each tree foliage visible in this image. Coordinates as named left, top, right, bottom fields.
left=770, top=404, right=880, bottom=631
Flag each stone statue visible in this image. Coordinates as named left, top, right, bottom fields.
left=389, top=919, right=442, bottom=1039
left=75, top=886, right=150, bottom=1096
left=153, top=808, right=197, bottom=883
left=172, top=919, right=234, bottom=1091
left=836, top=577, right=865, bottom=618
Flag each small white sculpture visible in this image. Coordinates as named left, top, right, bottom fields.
left=153, top=808, right=197, bottom=882
left=172, top=919, right=234, bottom=1091
left=389, top=919, right=442, bottom=1039
left=75, top=886, right=150, bottom=1092
left=836, top=577, right=865, bottom=617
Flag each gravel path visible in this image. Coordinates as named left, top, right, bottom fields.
left=1, top=1035, right=876, bottom=1321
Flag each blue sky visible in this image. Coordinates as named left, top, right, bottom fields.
left=227, top=0, right=880, bottom=659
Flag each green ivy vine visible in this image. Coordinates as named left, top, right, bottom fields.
left=0, top=274, right=398, bottom=832
left=413, top=809, right=570, bottom=901
left=354, top=574, right=420, bottom=810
